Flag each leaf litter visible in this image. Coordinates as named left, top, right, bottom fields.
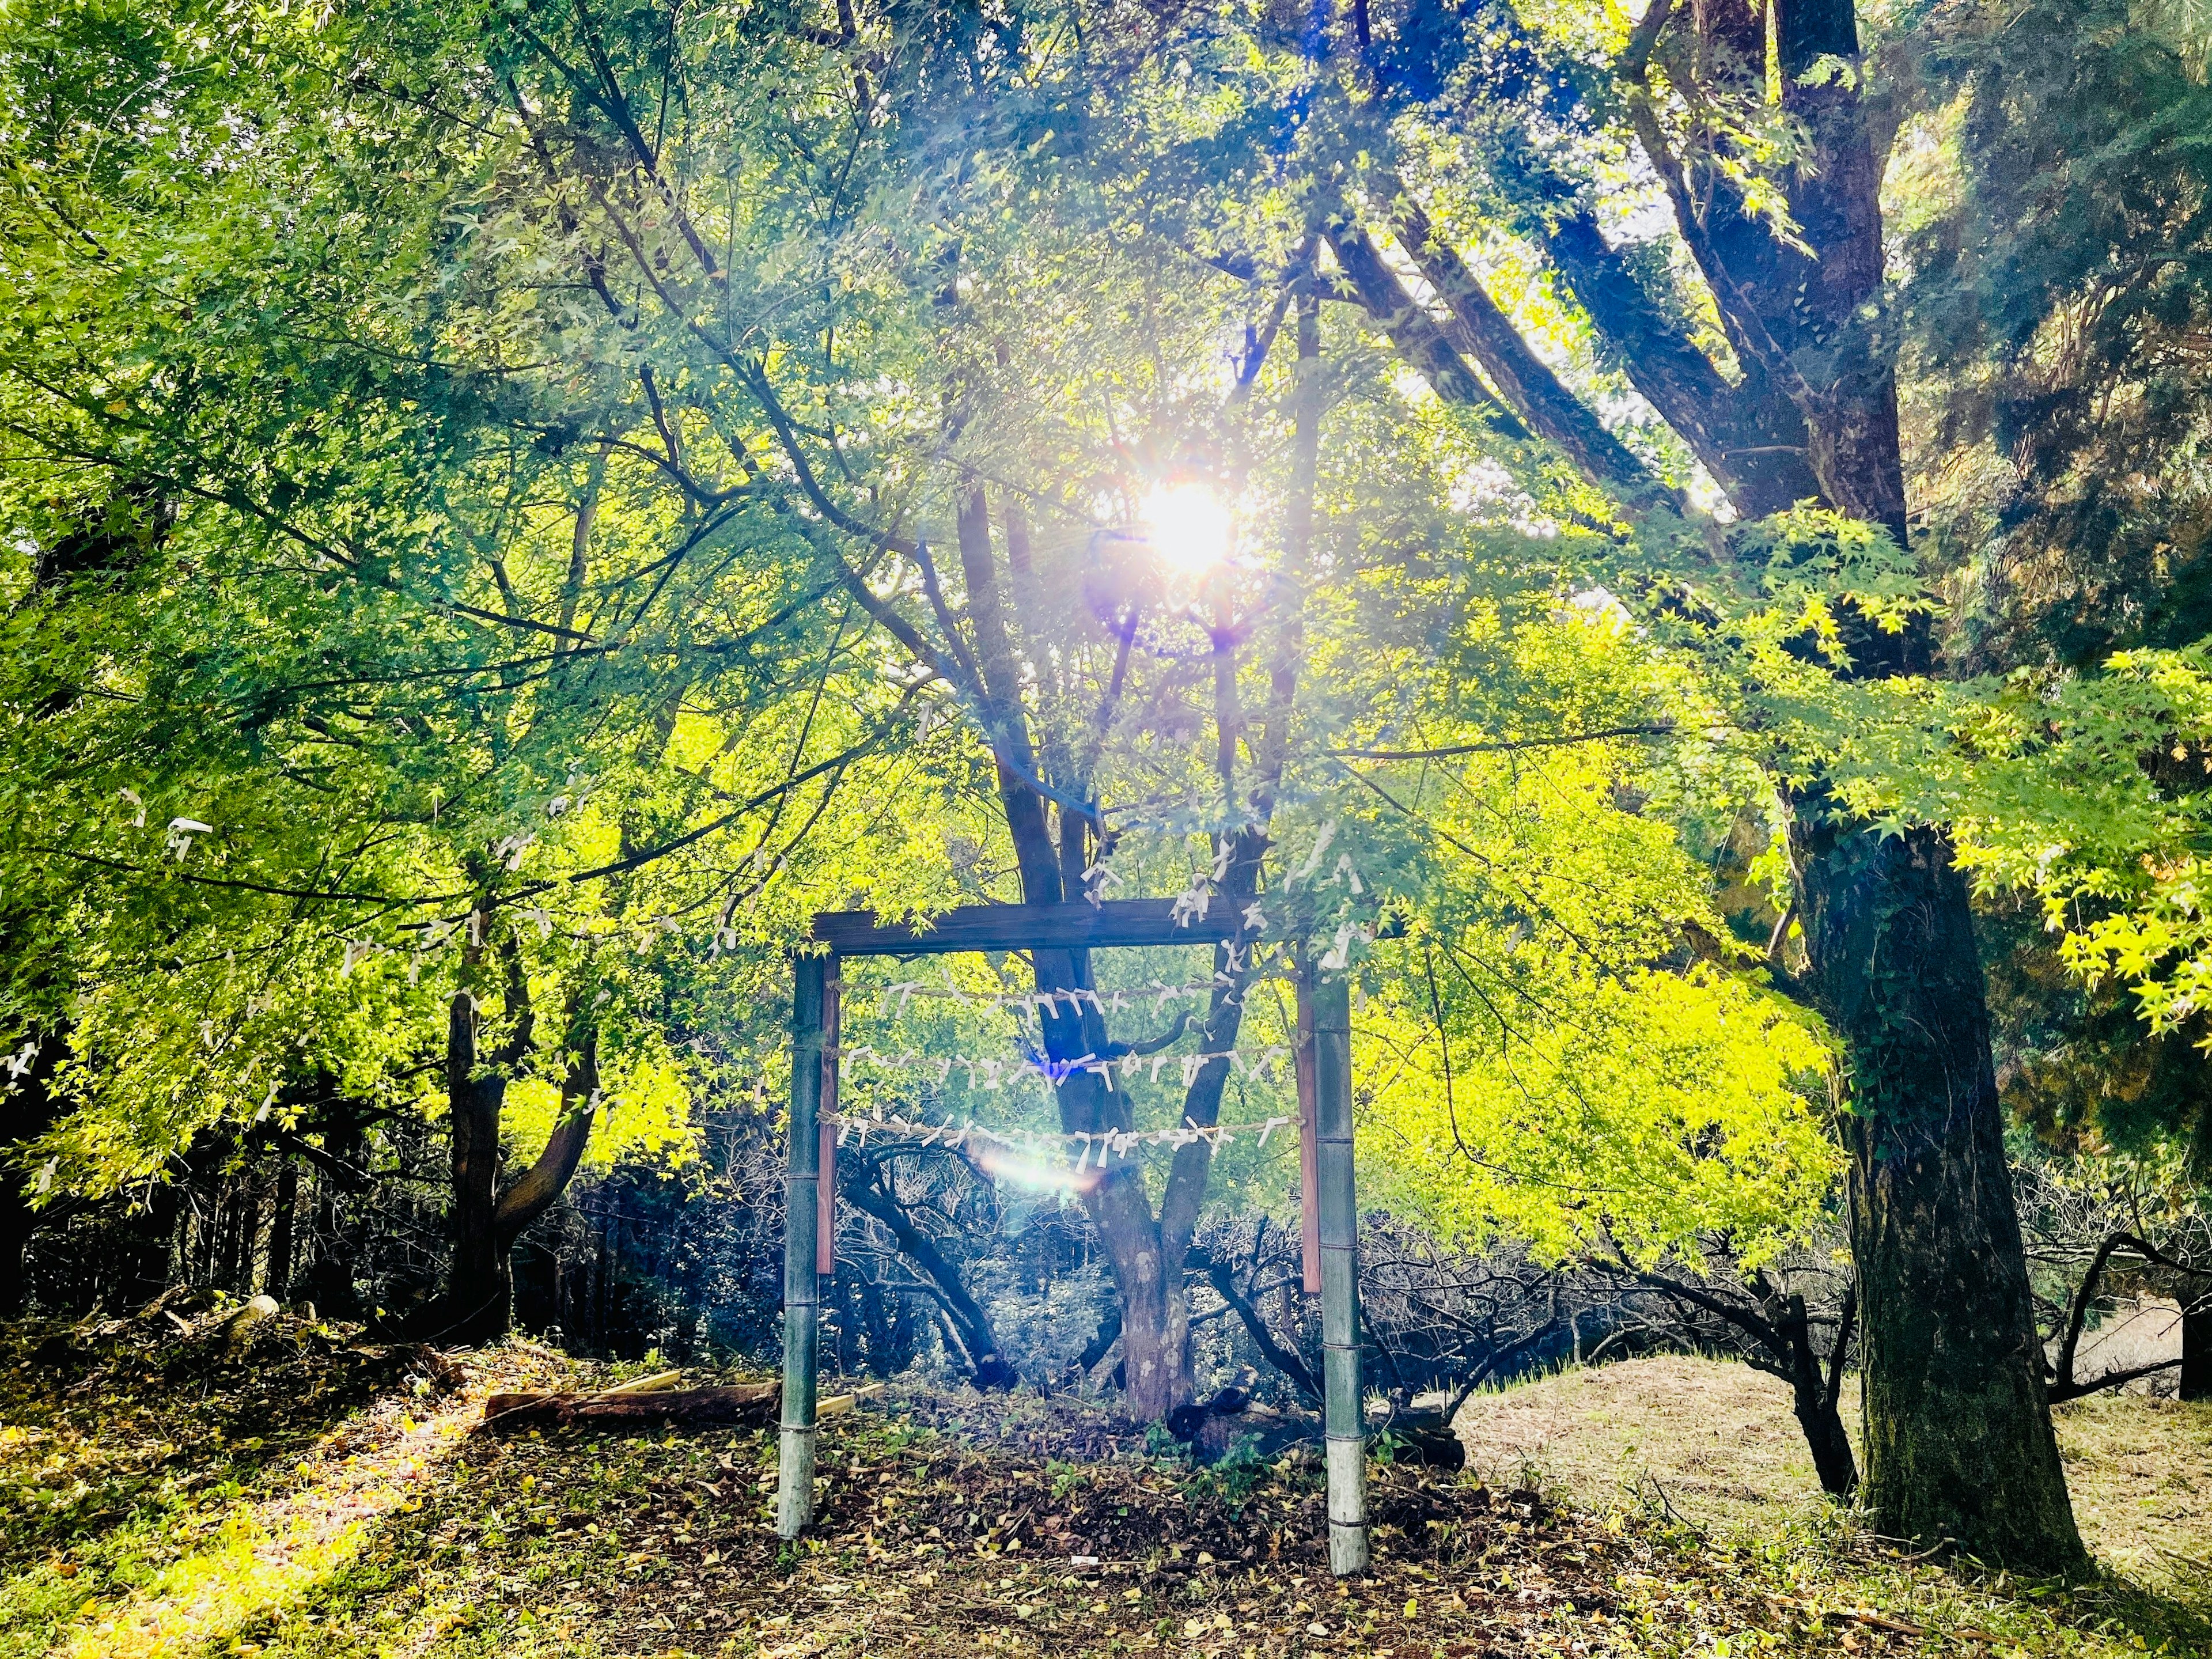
left=0, top=1326, right=2181, bottom=1658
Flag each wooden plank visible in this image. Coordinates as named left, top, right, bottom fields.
left=816, top=1381, right=888, bottom=1420
left=810, top=898, right=1246, bottom=957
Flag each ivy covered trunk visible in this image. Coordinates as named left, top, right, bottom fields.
left=1797, top=821, right=2085, bottom=1569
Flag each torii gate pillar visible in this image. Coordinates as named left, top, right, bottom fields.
left=775, top=954, right=828, bottom=1538
left=1304, top=971, right=1369, bottom=1575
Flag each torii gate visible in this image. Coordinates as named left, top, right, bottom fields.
left=775, top=897, right=1369, bottom=1575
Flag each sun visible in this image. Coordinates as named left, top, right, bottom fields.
left=1139, top=480, right=1234, bottom=576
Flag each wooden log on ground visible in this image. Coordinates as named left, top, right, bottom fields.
left=1370, top=1402, right=1467, bottom=1469
left=479, top=1380, right=778, bottom=1433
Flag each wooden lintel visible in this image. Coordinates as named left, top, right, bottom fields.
left=809, top=898, right=1245, bottom=958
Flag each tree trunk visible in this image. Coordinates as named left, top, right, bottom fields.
left=932, top=287, right=1317, bottom=1419
left=222, top=1180, right=261, bottom=1297
left=443, top=1046, right=510, bottom=1340
left=127, top=1177, right=180, bottom=1310
left=950, top=481, right=1205, bottom=1421
left=1362, top=0, right=2088, bottom=1568
left=2183, top=1291, right=2210, bottom=1403
left=1086, top=1141, right=1192, bottom=1418
left=263, top=1157, right=298, bottom=1302
left=427, top=923, right=599, bottom=1344
left=0, top=1028, right=65, bottom=1317
left=302, top=1108, right=366, bottom=1317
left=1775, top=1292, right=1858, bottom=1498
left=0, top=1200, right=35, bottom=1319
left=1797, top=821, right=2085, bottom=1568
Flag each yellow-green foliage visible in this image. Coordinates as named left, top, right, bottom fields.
left=501, top=1055, right=698, bottom=1176
left=1359, top=959, right=1839, bottom=1267
left=1311, top=596, right=1843, bottom=1268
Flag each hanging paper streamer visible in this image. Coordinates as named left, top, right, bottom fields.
left=834, top=1042, right=1289, bottom=1089
left=870, top=971, right=1293, bottom=1022
left=823, top=1109, right=1295, bottom=1168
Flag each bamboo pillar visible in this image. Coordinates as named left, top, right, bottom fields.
left=818, top=975, right=840, bottom=1272
left=1312, top=972, right=1368, bottom=1575
left=776, top=955, right=827, bottom=1538
left=1294, top=979, right=1322, bottom=1295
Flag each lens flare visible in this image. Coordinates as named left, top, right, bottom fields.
left=1140, top=482, right=1234, bottom=575
left=971, top=1141, right=1097, bottom=1195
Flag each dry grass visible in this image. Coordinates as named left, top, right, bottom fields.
left=1455, top=1356, right=2212, bottom=1596
left=1456, top=1357, right=1834, bottom=1539
left=2051, top=1390, right=2212, bottom=1596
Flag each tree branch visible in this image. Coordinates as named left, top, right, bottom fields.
left=495, top=1028, right=598, bottom=1241
left=1319, top=200, right=1529, bottom=440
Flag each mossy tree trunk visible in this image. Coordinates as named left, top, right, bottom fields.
left=1797, top=823, right=2085, bottom=1568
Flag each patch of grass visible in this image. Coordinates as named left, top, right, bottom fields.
left=0, top=1314, right=461, bottom=1658
left=1457, top=1355, right=1843, bottom=1539
left=1459, top=1354, right=2212, bottom=1654
left=2047, top=1391, right=2212, bottom=1593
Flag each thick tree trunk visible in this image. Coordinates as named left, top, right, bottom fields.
left=1761, top=0, right=2075, bottom=1566
left=1087, top=1141, right=1193, bottom=1418
left=1797, top=821, right=2085, bottom=1568
left=1505, top=0, right=2088, bottom=1566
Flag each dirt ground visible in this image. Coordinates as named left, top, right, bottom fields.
left=1454, top=1355, right=2212, bottom=1594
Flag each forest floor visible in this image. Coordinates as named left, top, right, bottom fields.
left=0, top=1314, right=2206, bottom=1659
